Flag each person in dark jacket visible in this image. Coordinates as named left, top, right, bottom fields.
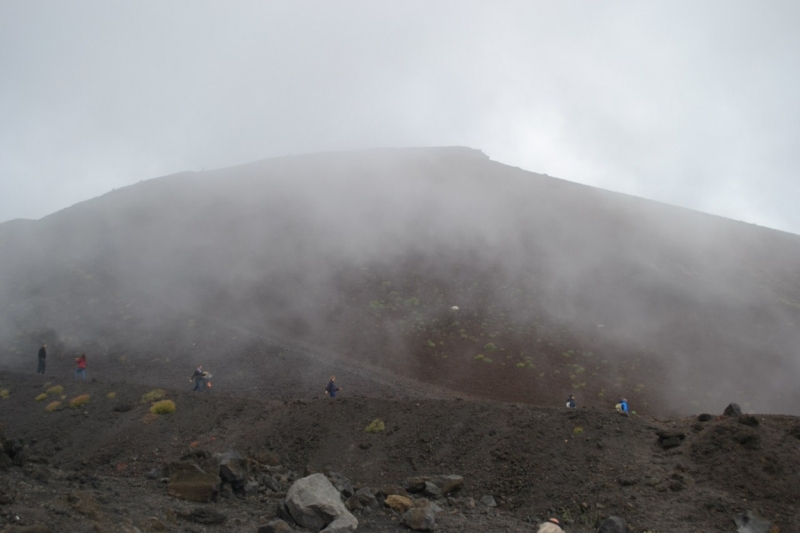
left=74, top=354, right=87, bottom=380
left=190, top=365, right=209, bottom=392
left=37, top=343, right=47, bottom=374
left=566, top=394, right=576, bottom=409
left=325, top=376, right=341, bottom=398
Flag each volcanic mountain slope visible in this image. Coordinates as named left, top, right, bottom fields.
left=0, top=371, right=798, bottom=532
left=2, top=147, right=800, bottom=414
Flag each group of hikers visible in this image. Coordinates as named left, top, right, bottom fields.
left=36, top=343, right=88, bottom=380
left=37, top=344, right=630, bottom=416
left=567, top=393, right=631, bottom=415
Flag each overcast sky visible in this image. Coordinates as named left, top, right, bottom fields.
left=2, top=1, right=799, bottom=232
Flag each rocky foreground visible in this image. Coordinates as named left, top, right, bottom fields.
left=0, top=371, right=797, bottom=532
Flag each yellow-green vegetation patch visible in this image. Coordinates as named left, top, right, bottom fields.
left=483, top=343, right=497, bottom=352
left=573, top=427, right=584, bottom=434
left=106, top=392, right=117, bottom=399
left=149, top=400, right=176, bottom=415
left=365, top=418, right=385, bottom=433
left=45, top=401, right=61, bottom=412
left=141, top=389, right=167, bottom=403
left=69, top=394, right=90, bottom=408
left=474, top=354, right=485, bottom=360
left=42, top=382, right=52, bottom=388
left=35, top=393, right=48, bottom=402
left=0, top=389, right=9, bottom=399
left=515, top=362, right=526, bottom=368
left=46, top=385, right=64, bottom=395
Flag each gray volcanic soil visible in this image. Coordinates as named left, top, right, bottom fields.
left=0, top=371, right=798, bottom=532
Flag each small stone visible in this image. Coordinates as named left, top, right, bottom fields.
left=385, top=494, right=413, bottom=513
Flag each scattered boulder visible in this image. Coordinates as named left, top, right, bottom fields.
left=402, top=502, right=436, bottom=531
left=263, top=474, right=281, bottom=492
left=734, top=429, right=761, bottom=450
left=0, top=453, right=11, bottom=471
left=404, top=475, right=463, bottom=497
left=326, top=472, right=354, bottom=498
left=378, top=485, right=409, bottom=498
left=167, top=461, right=221, bottom=502
left=216, top=450, right=249, bottom=491
left=597, top=516, right=629, bottom=533
left=112, top=403, right=133, bottom=413
left=479, top=494, right=497, bottom=508
left=257, top=519, right=294, bottom=533
left=0, top=488, right=14, bottom=505
left=285, top=474, right=358, bottom=533
left=354, top=487, right=379, bottom=509
left=734, top=510, right=773, bottom=533
left=177, top=507, right=227, bottom=525
left=697, top=413, right=714, bottom=422
left=724, top=403, right=743, bottom=417
left=385, top=494, right=414, bottom=513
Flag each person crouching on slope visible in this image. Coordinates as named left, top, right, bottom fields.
left=190, top=365, right=209, bottom=392
left=325, top=376, right=341, bottom=398
left=538, top=517, right=565, bottom=533
left=615, top=398, right=629, bottom=416
left=74, top=354, right=87, bottom=380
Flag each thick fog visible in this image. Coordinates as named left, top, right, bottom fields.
left=2, top=1, right=800, bottom=233
left=1, top=148, right=800, bottom=415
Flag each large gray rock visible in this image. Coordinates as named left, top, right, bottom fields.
left=167, top=461, right=221, bottom=502
left=285, top=474, right=358, bottom=533
left=405, top=475, right=464, bottom=496
left=216, top=450, right=249, bottom=490
left=326, top=472, right=354, bottom=498
left=403, top=504, right=436, bottom=531
left=597, top=516, right=629, bottom=533
left=724, top=403, right=743, bottom=417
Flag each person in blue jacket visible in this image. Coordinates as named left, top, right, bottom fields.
left=325, top=376, right=341, bottom=398
left=566, top=394, right=576, bottom=409
left=616, top=398, right=629, bottom=416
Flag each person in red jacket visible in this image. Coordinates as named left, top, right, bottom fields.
left=74, top=354, right=87, bottom=380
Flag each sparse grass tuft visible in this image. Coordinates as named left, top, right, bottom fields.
left=149, top=399, right=176, bottom=414
left=365, top=418, right=385, bottom=433
left=106, top=392, right=117, bottom=399
left=0, top=389, right=9, bottom=399
left=69, top=394, right=90, bottom=408
left=35, top=393, right=48, bottom=402
left=573, top=427, right=584, bottom=434
left=483, top=343, right=497, bottom=352
left=45, top=401, right=61, bottom=412
left=46, top=385, right=64, bottom=395
left=141, top=389, right=166, bottom=403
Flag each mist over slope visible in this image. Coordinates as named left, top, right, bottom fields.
left=1, top=147, right=799, bottom=414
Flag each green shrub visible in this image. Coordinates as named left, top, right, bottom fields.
left=69, top=394, right=90, bottom=408
left=107, top=392, right=117, bottom=399
left=46, top=385, right=64, bottom=395
left=425, top=340, right=436, bottom=347
left=483, top=343, right=497, bottom=352
left=365, top=418, right=385, bottom=433
left=149, top=400, right=176, bottom=415
left=0, top=389, right=8, bottom=399
left=141, top=389, right=166, bottom=403
left=45, top=401, right=61, bottom=412
left=35, top=393, right=48, bottom=402
left=573, top=427, right=584, bottom=434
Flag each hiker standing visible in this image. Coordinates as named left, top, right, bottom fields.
left=537, top=518, right=565, bottom=533
left=37, top=343, right=47, bottom=374
left=566, top=394, right=576, bottom=409
left=74, top=354, right=87, bottom=380
left=325, top=376, right=341, bottom=398
left=190, top=365, right=208, bottom=392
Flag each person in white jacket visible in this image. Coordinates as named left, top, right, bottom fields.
left=537, top=517, right=565, bottom=533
